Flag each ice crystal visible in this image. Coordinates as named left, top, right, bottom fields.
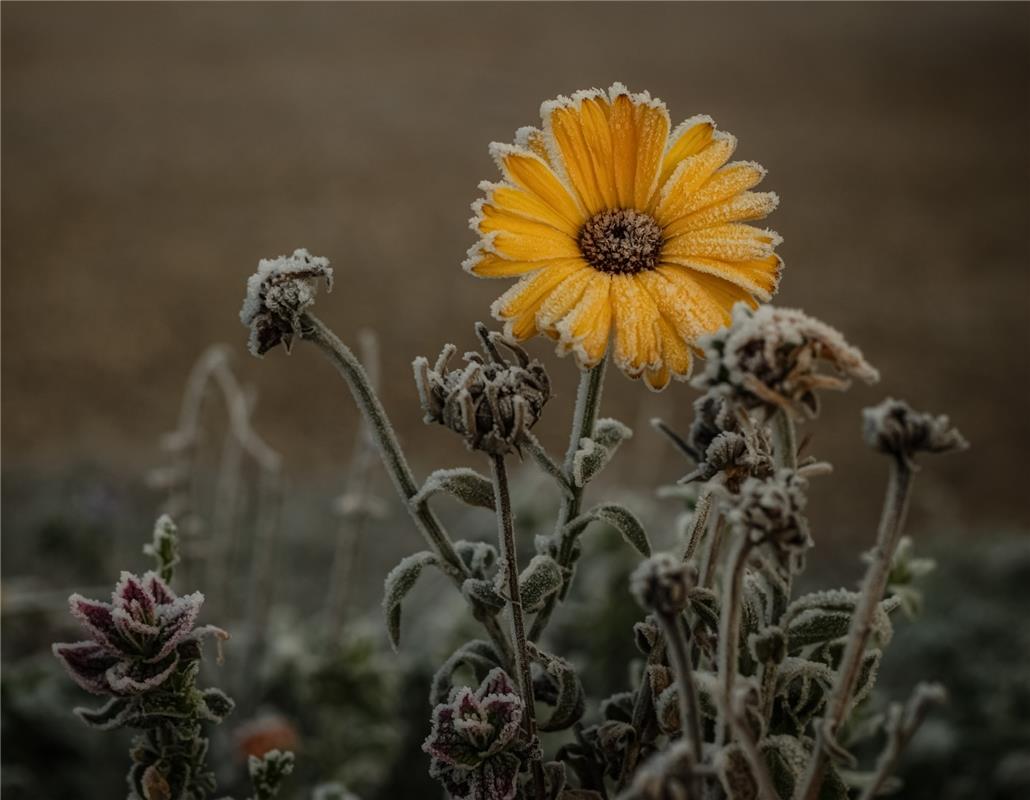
left=422, top=667, right=537, bottom=800
left=240, top=248, right=333, bottom=356
left=694, top=304, right=879, bottom=418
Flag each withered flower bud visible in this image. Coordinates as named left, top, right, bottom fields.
left=414, top=325, right=550, bottom=456
left=863, top=398, right=968, bottom=468
left=723, top=470, right=811, bottom=552
left=240, top=249, right=333, bottom=356
left=693, top=304, right=879, bottom=419
left=631, top=554, right=698, bottom=615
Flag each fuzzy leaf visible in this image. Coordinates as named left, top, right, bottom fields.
left=412, top=468, right=496, bottom=511
left=760, top=735, right=809, bottom=800
left=431, top=640, right=503, bottom=705
left=248, top=749, right=295, bottom=800
left=785, top=590, right=898, bottom=652
left=531, top=647, right=585, bottom=732
left=74, top=697, right=135, bottom=730
left=454, top=540, right=498, bottom=578
left=518, top=555, right=564, bottom=613
left=567, top=504, right=651, bottom=558
left=570, top=418, right=632, bottom=487
left=198, top=688, right=235, bottom=723
left=382, top=551, right=439, bottom=650
left=461, top=578, right=505, bottom=612
left=716, top=744, right=758, bottom=800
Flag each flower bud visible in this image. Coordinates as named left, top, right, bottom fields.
left=631, top=554, right=698, bottom=615
left=863, top=398, right=968, bottom=467
left=723, top=470, right=810, bottom=551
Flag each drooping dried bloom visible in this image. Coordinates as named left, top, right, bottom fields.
left=414, top=327, right=550, bottom=456
left=631, top=553, right=698, bottom=614
left=723, top=470, right=811, bottom=552
left=694, top=304, right=879, bottom=418
left=863, top=398, right=968, bottom=468
left=465, top=83, right=782, bottom=390
left=240, top=248, right=333, bottom=356
left=422, top=667, right=537, bottom=800
left=52, top=571, right=226, bottom=696
left=680, top=389, right=774, bottom=488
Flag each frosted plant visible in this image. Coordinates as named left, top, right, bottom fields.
left=51, top=516, right=293, bottom=800
left=239, top=84, right=967, bottom=800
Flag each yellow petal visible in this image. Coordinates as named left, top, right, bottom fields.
left=656, top=264, right=758, bottom=331
left=609, top=90, right=638, bottom=207
left=515, top=126, right=552, bottom=165
left=543, top=91, right=611, bottom=215
left=632, top=96, right=671, bottom=210
left=663, top=191, right=779, bottom=238
left=478, top=184, right=580, bottom=237
left=491, top=143, right=585, bottom=226
left=611, top=275, right=661, bottom=376
left=654, top=133, right=737, bottom=223
left=555, top=273, right=613, bottom=366
left=644, top=364, right=671, bottom=391
left=464, top=248, right=566, bottom=279
left=491, top=259, right=587, bottom=340
left=663, top=224, right=781, bottom=263
left=636, top=269, right=707, bottom=342
left=535, top=265, right=594, bottom=333
left=662, top=254, right=782, bottom=300
left=479, top=212, right=583, bottom=262
left=675, top=161, right=767, bottom=218
left=659, top=115, right=715, bottom=188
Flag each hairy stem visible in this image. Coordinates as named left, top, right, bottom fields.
left=797, top=459, right=914, bottom=800
left=679, top=487, right=714, bottom=561
left=717, top=534, right=754, bottom=747
left=299, top=312, right=513, bottom=664
left=490, top=454, right=546, bottom=800
left=657, top=611, right=705, bottom=771
left=771, top=407, right=798, bottom=471
left=529, top=356, right=608, bottom=641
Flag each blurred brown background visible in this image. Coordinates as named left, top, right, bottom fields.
left=3, top=2, right=1029, bottom=547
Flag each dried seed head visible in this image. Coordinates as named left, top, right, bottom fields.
left=723, top=470, right=811, bottom=552
left=578, top=208, right=663, bottom=275
left=693, top=304, right=879, bottom=418
left=631, top=553, right=698, bottom=615
left=414, top=325, right=550, bottom=456
left=240, top=249, right=333, bottom=357
left=680, top=389, right=775, bottom=489
left=863, top=398, right=968, bottom=468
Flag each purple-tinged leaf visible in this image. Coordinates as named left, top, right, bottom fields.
left=112, top=571, right=155, bottom=621
left=112, top=607, right=161, bottom=643
left=52, top=641, right=120, bottom=695
left=150, top=593, right=204, bottom=661
left=471, top=752, right=521, bottom=800
left=476, top=667, right=517, bottom=700
left=68, top=595, right=121, bottom=653
left=105, top=652, right=178, bottom=695
left=142, top=570, right=177, bottom=606
left=75, top=696, right=136, bottom=730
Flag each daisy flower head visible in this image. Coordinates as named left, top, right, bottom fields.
left=464, top=83, right=783, bottom=391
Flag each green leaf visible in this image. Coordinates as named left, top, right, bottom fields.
left=531, top=646, right=586, bottom=732
left=198, top=687, right=235, bottom=723
left=411, top=468, right=496, bottom=511
left=570, top=418, right=632, bottom=487
left=382, top=551, right=439, bottom=650
left=461, top=578, right=505, bottom=612
left=761, top=735, right=809, bottom=800
left=431, top=640, right=503, bottom=704
left=566, top=503, right=651, bottom=558
left=74, top=697, right=135, bottom=731
left=519, top=555, right=564, bottom=613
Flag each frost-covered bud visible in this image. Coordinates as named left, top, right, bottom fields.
left=631, top=554, right=698, bottom=615
left=52, top=571, right=227, bottom=697
left=414, top=326, right=550, bottom=456
left=693, top=304, right=879, bottom=419
left=724, top=470, right=810, bottom=551
left=622, top=739, right=696, bottom=800
left=863, top=398, right=968, bottom=467
left=422, top=668, right=537, bottom=800
left=240, top=248, right=333, bottom=356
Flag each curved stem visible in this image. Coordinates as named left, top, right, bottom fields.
left=529, top=357, right=608, bottom=641
left=657, top=611, right=705, bottom=770
left=490, top=454, right=546, bottom=800
left=797, top=459, right=913, bottom=800
left=717, top=535, right=753, bottom=747
left=299, top=313, right=513, bottom=664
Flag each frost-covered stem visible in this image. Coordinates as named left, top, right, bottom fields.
left=700, top=512, right=727, bottom=590
left=771, top=408, right=798, bottom=471
left=717, top=535, right=754, bottom=747
left=299, top=313, right=513, bottom=663
left=679, top=487, right=714, bottom=561
left=729, top=696, right=778, bottom=800
left=798, top=459, right=913, bottom=800
left=530, top=357, right=608, bottom=641
left=489, top=454, right=546, bottom=800
left=656, top=610, right=704, bottom=771
left=520, top=431, right=574, bottom=498
left=858, top=683, right=945, bottom=800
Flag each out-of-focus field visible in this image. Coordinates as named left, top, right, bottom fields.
left=3, top=2, right=1029, bottom=543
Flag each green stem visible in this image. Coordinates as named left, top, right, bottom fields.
left=717, top=535, right=753, bottom=747
left=299, top=313, right=513, bottom=665
left=490, top=454, right=546, bottom=800
left=772, top=407, right=798, bottom=471
left=797, top=459, right=914, bottom=800
left=529, top=357, right=607, bottom=642
left=657, top=611, right=705, bottom=770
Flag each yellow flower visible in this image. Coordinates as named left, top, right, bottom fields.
left=464, top=83, right=782, bottom=391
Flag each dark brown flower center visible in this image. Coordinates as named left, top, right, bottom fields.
left=578, top=208, right=664, bottom=275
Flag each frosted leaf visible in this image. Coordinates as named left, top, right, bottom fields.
left=528, top=645, right=585, bottom=732
left=570, top=418, right=633, bottom=487
left=381, top=551, right=439, bottom=650
left=412, top=468, right=497, bottom=511
left=567, top=503, right=652, bottom=559
left=516, top=555, right=563, bottom=613
left=240, top=248, right=333, bottom=357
